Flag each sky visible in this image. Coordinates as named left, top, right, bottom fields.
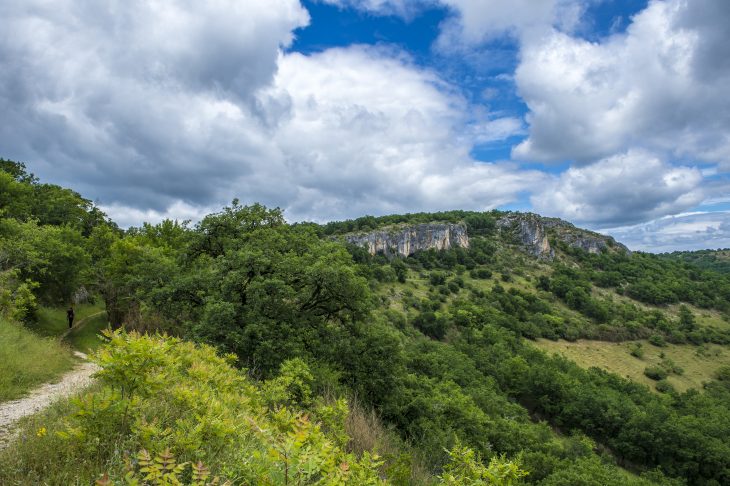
left=1, top=0, right=729, bottom=252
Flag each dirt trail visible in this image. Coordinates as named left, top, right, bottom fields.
left=0, top=351, right=100, bottom=449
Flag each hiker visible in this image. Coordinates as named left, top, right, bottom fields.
left=67, top=306, right=74, bottom=329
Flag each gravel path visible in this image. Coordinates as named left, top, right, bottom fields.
left=0, top=351, right=100, bottom=449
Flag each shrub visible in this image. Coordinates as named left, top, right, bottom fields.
left=470, top=268, right=492, bottom=280
left=715, top=365, right=730, bottom=382
left=655, top=380, right=676, bottom=394
left=644, top=365, right=668, bottom=381
left=660, top=358, right=684, bottom=376
left=429, top=272, right=447, bottom=286
left=439, top=443, right=528, bottom=485
left=629, top=342, right=644, bottom=359
left=413, top=311, right=448, bottom=340
left=648, top=334, right=666, bottom=347
left=12, top=330, right=389, bottom=484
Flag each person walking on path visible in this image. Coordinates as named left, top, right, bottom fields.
left=67, top=306, right=74, bottom=329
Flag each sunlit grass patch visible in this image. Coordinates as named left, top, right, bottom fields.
left=30, top=302, right=105, bottom=338
left=533, top=338, right=730, bottom=393
left=66, top=312, right=109, bottom=353
left=0, top=319, right=75, bottom=402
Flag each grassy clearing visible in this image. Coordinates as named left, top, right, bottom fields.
left=533, top=338, right=730, bottom=393
left=0, top=319, right=76, bottom=402
left=66, top=312, right=109, bottom=353
left=29, top=302, right=105, bottom=338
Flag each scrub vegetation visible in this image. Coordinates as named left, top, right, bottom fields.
left=2, top=158, right=729, bottom=484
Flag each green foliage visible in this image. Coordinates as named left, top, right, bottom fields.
left=0, top=268, right=38, bottom=321
left=0, top=158, right=109, bottom=234
left=539, top=456, right=655, bottom=486
left=628, top=342, right=644, bottom=359
left=262, top=358, right=315, bottom=408
left=4, top=167, right=730, bottom=485
left=573, top=248, right=730, bottom=313
left=320, top=210, right=494, bottom=236
left=4, top=330, right=390, bottom=484
left=654, top=380, right=675, bottom=394
left=470, top=268, right=492, bottom=279
left=643, top=365, right=668, bottom=381
left=660, top=248, right=730, bottom=274
left=439, top=443, right=528, bottom=485
left=96, top=448, right=230, bottom=486
left=391, top=259, right=408, bottom=283
left=0, top=218, right=90, bottom=304
left=716, top=365, right=730, bottom=381
left=648, top=334, right=666, bottom=347
left=430, top=271, right=447, bottom=286
left=94, top=329, right=172, bottom=400
left=463, top=214, right=497, bottom=236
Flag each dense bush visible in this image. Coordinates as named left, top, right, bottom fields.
left=643, top=365, right=669, bottom=381
left=0, top=330, right=522, bottom=485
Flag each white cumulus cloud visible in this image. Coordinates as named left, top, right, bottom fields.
left=604, top=211, right=730, bottom=252
left=0, top=0, right=537, bottom=225
left=531, top=150, right=704, bottom=226
left=513, top=0, right=730, bottom=167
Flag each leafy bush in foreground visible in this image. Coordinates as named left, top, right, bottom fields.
left=1, top=330, right=522, bottom=485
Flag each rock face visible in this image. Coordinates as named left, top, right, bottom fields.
left=344, top=223, right=469, bottom=257
left=541, top=218, right=630, bottom=255
left=496, top=213, right=630, bottom=260
left=558, top=231, right=629, bottom=254
left=497, top=214, right=554, bottom=260
left=342, top=213, right=629, bottom=261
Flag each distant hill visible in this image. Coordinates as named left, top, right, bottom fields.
left=660, top=248, right=730, bottom=274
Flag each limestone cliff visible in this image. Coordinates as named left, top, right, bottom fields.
left=496, top=213, right=630, bottom=260
left=546, top=220, right=631, bottom=255
left=497, top=213, right=554, bottom=260
left=341, top=213, right=628, bottom=261
left=344, top=223, right=469, bottom=257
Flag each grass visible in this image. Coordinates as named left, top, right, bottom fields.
left=0, top=383, right=119, bottom=485
left=30, top=301, right=105, bottom=338
left=533, top=338, right=730, bottom=393
left=66, top=312, right=110, bottom=353
left=0, top=319, right=76, bottom=402
left=0, top=301, right=107, bottom=402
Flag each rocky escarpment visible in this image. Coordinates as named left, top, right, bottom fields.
left=542, top=218, right=630, bottom=255
left=344, top=223, right=469, bottom=257
left=497, top=213, right=554, bottom=260
left=497, top=213, right=630, bottom=259
left=342, top=214, right=628, bottom=261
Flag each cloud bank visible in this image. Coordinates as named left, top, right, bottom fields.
left=0, top=0, right=537, bottom=225
left=513, top=0, right=730, bottom=167
left=605, top=211, right=730, bottom=253
left=531, top=150, right=704, bottom=226
left=1, top=0, right=729, bottom=252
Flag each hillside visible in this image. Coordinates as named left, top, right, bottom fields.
left=2, top=159, right=730, bottom=484
left=660, top=249, right=730, bottom=274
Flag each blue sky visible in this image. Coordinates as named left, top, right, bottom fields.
left=1, top=0, right=729, bottom=251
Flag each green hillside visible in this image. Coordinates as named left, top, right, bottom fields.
left=660, top=249, right=730, bottom=274
left=2, top=158, right=729, bottom=485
